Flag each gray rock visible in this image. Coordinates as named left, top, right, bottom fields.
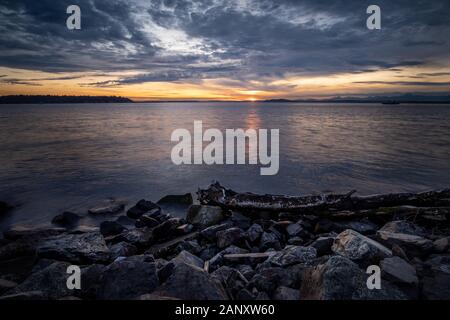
left=217, top=227, right=244, bottom=249
left=0, top=291, right=45, bottom=300
left=433, top=237, right=450, bottom=253
left=152, top=218, right=182, bottom=241
left=380, top=256, right=418, bottom=285
left=127, top=199, right=160, bottom=219
left=211, top=266, right=248, bottom=297
left=88, top=199, right=125, bottom=215
left=153, top=263, right=227, bottom=300
left=311, top=236, right=335, bottom=256
left=286, top=223, right=309, bottom=238
left=2, top=226, right=66, bottom=241
left=0, top=278, right=17, bottom=294
left=333, top=229, right=392, bottom=266
left=100, top=221, right=126, bottom=236
left=37, top=232, right=110, bottom=264
left=200, top=222, right=233, bottom=242
left=136, top=215, right=160, bottom=228
left=7, top=262, right=72, bottom=299
left=334, top=220, right=378, bottom=235
left=209, top=246, right=248, bottom=269
left=186, top=205, right=225, bottom=228
left=273, top=286, right=299, bottom=300
left=236, top=288, right=256, bottom=300
left=245, top=223, right=264, bottom=243
left=51, top=212, right=81, bottom=227
left=96, top=255, right=159, bottom=300
left=268, top=245, right=317, bottom=267
left=377, top=230, right=433, bottom=257
left=300, top=255, right=407, bottom=300
left=115, top=215, right=136, bottom=227
left=380, top=220, right=427, bottom=237
left=230, top=212, right=252, bottom=229
left=112, top=227, right=153, bottom=248
left=259, top=232, right=281, bottom=251
left=236, top=264, right=255, bottom=281
left=157, top=193, right=193, bottom=205
left=109, top=242, right=138, bottom=260
left=422, top=255, right=450, bottom=299
left=171, top=250, right=204, bottom=269
left=248, top=267, right=297, bottom=294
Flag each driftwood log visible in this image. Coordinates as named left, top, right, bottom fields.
left=197, top=182, right=450, bottom=216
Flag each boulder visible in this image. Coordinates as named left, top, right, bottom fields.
left=268, top=245, right=317, bottom=267
left=88, top=199, right=125, bottom=215
left=259, top=232, right=281, bottom=251
left=379, top=220, right=427, bottom=237
left=96, top=255, right=159, bottom=300
left=200, top=222, right=233, bottom=242
left=273, top=286, right=299, bottom=300
left=100, top=221, right=126, bottom=237
left=300, top=255, right=407, bottom=300
left=186, top=205, right=225, bottom=228
left=152, top=218, right=182, bottom=241
left=135, top=215, right=160, bottom=228
left=376, top=230, right=433, bottom=257
left=157, top=193, right=193, bottom=205
left=111, top=227, right=153, bottom=248
left=37, top=232, right=110, bottom=264
left=7, top=261, right=72, bottom=299
left=211, top=266, right=248, bottom=298
left=245, top=223, right=263, bottom=243
left=153, top=263, right=227, bottom=300
left=51, top=212, right=81, bottom=227
left=109, top=242, right=138, bottom=260
left=380, top=256, right=418, bottom=285
left=286, top=223, right=309, bottom=238
left=217, top=227, right=244, bottom=249
left=332, top=229, right=392, bottom=266
left=248, top=267, right=297, bottom=294
left=311, top=236, right=335, bottom=256
left=230, top=212, right=252, bottom=229
left=127, top=200, right=160, bottom=219
left=171, top=250, right=204, bottom=269
left=433, top=237, right=450, bottom=253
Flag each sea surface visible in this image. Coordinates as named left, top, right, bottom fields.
left=1, top=102, right=450, bottom=230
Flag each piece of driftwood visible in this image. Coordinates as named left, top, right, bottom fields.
left=197, top=182, right=450, bottom=214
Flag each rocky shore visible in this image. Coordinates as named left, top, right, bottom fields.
left=1, top=182, right=449, bottom=300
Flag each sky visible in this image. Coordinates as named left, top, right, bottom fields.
left=1, top=0, right=450, bottom=101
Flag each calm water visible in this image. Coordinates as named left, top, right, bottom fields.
left=1, top=102, right=450, bottom=230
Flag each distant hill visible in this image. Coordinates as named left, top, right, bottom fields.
left=0, top=95, right=133, bottom=104
left=263, top=94, right=450, bottom=104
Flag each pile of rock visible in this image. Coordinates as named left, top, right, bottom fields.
left=0, top=185, right=449, bottom=300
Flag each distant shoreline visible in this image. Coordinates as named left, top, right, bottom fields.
left=2, top=95, right=450, bottom=104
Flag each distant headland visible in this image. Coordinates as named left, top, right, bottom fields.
left=0, top=95, right=133, bottom=104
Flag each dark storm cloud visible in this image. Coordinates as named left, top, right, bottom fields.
left=354, top=81, right=450, bottom=86
left=1, top=0, right=449, bottom=84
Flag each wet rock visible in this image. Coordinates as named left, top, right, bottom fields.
left=0, top=279, right=17, bottom=294
left=171, top=250, right=204, bottom=269
left=3, top=226, right=66, bottom=241
left=88, top=199, right=125, bottom=215
left=212, top=266, right=248, bottom=298
left=268, top=245, right=317, bottom=267
left=7, top=261, right=72, bottom=299
left=199, top=246, right=219, bottom=261
left=300, top=255, right=407, bottom=300
left=286, top=223, right=310, bottom=238
left=245, top=223, right=263, bottom=243
left=100, top=221, right=126, bottom=236
left=380, top=256, right=418, bottom=285
left=259, top=232, right=281, bottom=251
left=422, top=255, right=450, bottom=299
left=0, top=291, right=45, bottom=300
left=135, top=215, right=160, bottom=228
left=223, top=252, right=273, bottom=266
left=314, top=219, right=335, bottom=234
left=230, top=212, right=252, bottom=230
left=332, top=229, right=392, bottom=266
left=0, top=201, right=13, bottom=215
left=157, top=193, right=193, bottom=205
left=433, top=237, right=450, bottom=253
left=0, top=255, right=37, bottom=283
left=209, top=246, right=248, bottom=269
left=236, top=288, right=256, bottom=300
left=96, top=255, right=159, bottom=300
left=273, top=286, right=299, bottom=300
left=176, top=224, right=194, bottom=235
left=380, top=220, right=428, bottom=237
left=37, top=232, right=110, bottom=264
left=0, top=239, right=37, bottom=262
left=217, top=227, right=244, bottom=249
left=127, top=200, right=160, bottom=219
left=153, top=263, right=227, bottom=300
left=200, top=222, right=233, bottom=242
left=111, top=227, right=153, bottom=248
left=186, top=205, right=225, bottom=228
left=157, top=261, right=175, bottom=283
left=152, top=218, right=182, bottom=241
left=311, top=236, right=334, bottom=256
left=248, top=267, right=297, bottom=294
left=236, top=264, right=255, bottom=280
left=287, top=237, right=304, bottom=245
left=51, top=212, right=81, bottom=227
left=145, top=232, right=198, bottom=257
left=109, top=242, right=137, bottom=260
left=334, top=219, right=378, bottom=235
left=115, top=215, right=135, bottom=227
left=377, top=230, right=433, bottom=257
